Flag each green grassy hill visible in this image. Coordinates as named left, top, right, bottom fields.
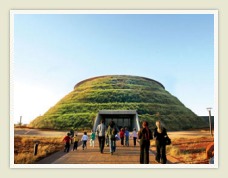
left=29, top=75, right=208, bottom=130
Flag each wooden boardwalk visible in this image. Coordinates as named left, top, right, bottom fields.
left=36, top=138, right=180, bottom=164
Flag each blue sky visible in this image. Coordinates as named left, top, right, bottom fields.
left=13, top=12, right=215, bottom=124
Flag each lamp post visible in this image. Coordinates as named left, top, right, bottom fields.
left=19, top=116, right=22, bottom=126
left=206, top=107, right=213, bottom=136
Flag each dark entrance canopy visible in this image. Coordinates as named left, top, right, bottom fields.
left=93, top=110, right=140, bottom=132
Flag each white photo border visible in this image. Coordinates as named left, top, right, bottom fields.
left=10, top=9, right=218, bottom=169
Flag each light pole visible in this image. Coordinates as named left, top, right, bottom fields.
left=19, top=116, right=22, bottom=126
left=206, top=107, right=213, bottom=136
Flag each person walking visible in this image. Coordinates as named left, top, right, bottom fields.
left=154, top=120, right=168, bottom=164
left=119, top=128, right=125, bottom=146
left=69, top=128, right=75, bottom=144
left=81, top=132, right=88, bottom=150
left=72, top=134, right=79, bottom=151
left=124, top=127, right=130, bottom=147
left=62, top=132, right=71, bottom=153
left=138, top=121, right=153, bottom=164
left=96, top=119, right=106, bottom=153
left=90, top=130, right=96, bottom=148
left=106, top=120, right=118, bottom=155
left=131, top=128, right=138, bottom=147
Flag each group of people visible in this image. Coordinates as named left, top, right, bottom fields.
left=62, top=130, right=96, bottom=152
left=95, top=119, right=169, bottom=164
left=62, top=132, right=80, bottom=152
left=119, top=127, right=137, bottom=147
left=62, top=119, right=170, bottom=164
left=95, top=119, right=137, bottom=155
left=138, top=120, right=169, bottom=164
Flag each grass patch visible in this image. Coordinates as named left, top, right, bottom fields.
left=29, top=75, right=208, bottom=131
left=14, top=135, right=64, bottom=164
left=150, top=136, right=214, bottom=164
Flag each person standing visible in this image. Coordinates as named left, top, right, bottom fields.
left=96, top=119, right=106, bottom=153
left=131, top=128, right=138, bottom=147
left=138, top=121, right=153, bottom=164
left=154, top=120, right=168, bottom=164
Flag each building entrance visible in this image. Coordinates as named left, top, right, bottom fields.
left=102, top=115, right=133, bottom=131
left=93, top=110, right=140, bottom=132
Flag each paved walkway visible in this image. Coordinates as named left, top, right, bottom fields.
left=36, top=138, right=180, bottom=164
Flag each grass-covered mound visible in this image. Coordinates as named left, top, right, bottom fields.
left=29, top=75, right=208, bottom=130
